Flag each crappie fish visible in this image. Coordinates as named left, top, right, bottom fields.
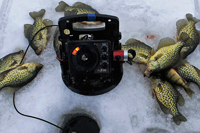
left=24, top=9, right=53, bottom=55
left=56, top=1, right=100, bottom=26
left=0, top=63, right=43, bottom=90
left=176, top=62, right=200, bottom=89
left=0, top=50, right=24, bottom=74
left=55, top=1, right=99, bottom=14
left=144, top=41, right=185, bottom=78
left=151, top=76, right=187, bottom=125
left=176, top=13, right=200, bottom=59
left=121, top=38, right=152, bottom=64
left=164, top=68, right=194, bottom=97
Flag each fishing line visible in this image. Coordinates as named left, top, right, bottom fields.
left=14, top=25, right=66, bottom=131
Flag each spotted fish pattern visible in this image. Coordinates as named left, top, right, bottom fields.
left=0, top=63, right=43, bottom=90
left=122, top=38, right=152, bottom=64
left=164, top=68, right=194, bottom=97
left=176, top=14, right=200, bottom=59
left=144, top=41, right=185, bottom=77
left=0, top=50, right=24, bottom=74
left=151, top=76, right=187, bottom=125
left=176, top=62, right=200, bottom=88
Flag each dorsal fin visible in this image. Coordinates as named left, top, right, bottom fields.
left=55, top=1, right=69, bottom=12
left=176, top=19, right=188, bottom=35
left=24, top=24, right=32, bottom=38
left=186, top=13, right=200, bottom=23
left=73, top=2, right=92, bottom=8
left=125, top=38, right=144, bottom=45
left=157, top=37, right=175, bottom=50
left=42, top=19, right=53, bottom=32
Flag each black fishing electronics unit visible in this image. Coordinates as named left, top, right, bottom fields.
left=58, top=14, right=133, bottom=95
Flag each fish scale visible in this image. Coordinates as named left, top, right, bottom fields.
left=28, top=17, right=47, bottom=50
left=151, top=77, right=187, bottom=125
left=0, top=63, right=43, bottom=90
left=144, top=41, right=185, bottom=77
left=177, top=14, right=200, bottom=59
left=176, top=62, right=200, bottom=88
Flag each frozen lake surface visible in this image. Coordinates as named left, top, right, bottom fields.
left=0, top=0, right=200, bottom=132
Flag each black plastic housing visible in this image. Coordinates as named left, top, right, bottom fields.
left=58, top=14, right=123, bottom=95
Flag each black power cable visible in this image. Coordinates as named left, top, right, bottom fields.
left=13, top=92, right=65, bottom=131
left=13, top=25, right=66, bottom=132
left=20, top=25, right=59, bottom=64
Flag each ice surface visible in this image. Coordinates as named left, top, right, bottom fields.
left=0, top=0, right=200, bottom=133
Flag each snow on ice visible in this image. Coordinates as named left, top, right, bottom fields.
left=0, top=0, right=200, bottom=133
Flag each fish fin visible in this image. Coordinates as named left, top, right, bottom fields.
left=24, top=24, right=32, bottom=38
left=55, top=1, right=69, bottom=12
left=154, top=53, right=163, bottom=60
left=138, top=53, right=148, bottom=59
left=186, top=13, right=200, bottom=23
left=42, top=19, right=53, bottom=32
left=47, top=35, right=51, bottom=41
left=198, top=31, right=200, bottom=43
left=173, top=112, right=187, bottom=125
left=157, top=37, right=175, bottom=50
left=125, top=38, right=144, bottom=45
left=73, top=2, right=92, bottom=8
left=0, top=69, right=12, bottom=82
left=9, top=60, right=18, bottom=67
left=150, top=48, right=156, bottom=56
left=177, top=91, right=185, bottom=106
left=176, top=35, right=179, bottom=42
left=7, top=87, right=17, bottom=94
left=179, top=32, right=190, bottom=42
left=173, top=59, right=188, bottom=68
left=183, top=87, right=195, bottom=98
left=17, top=66, right=28, bottom=71
left=64, top=9, right=78, bottom=16
left=29, top=9, right=45, bottom=20
left=156, top=97, right=169, bottom=114
left=176, top=19, right=188, bottom=35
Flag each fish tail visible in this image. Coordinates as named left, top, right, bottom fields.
left=55, top=1, right=69, bottom=12
left=186, top=13, right=200, bottom=23
left=29, top=9, right=45, bottom=20
left=183, top=87, right=194, bottom=97
left=173, top=112, right=187, bottom=125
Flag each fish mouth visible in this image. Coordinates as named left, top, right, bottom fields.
left=36, top=64, right=43, bottom=70
left=144, top=69, right=151, bottom=78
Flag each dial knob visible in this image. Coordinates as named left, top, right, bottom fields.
left=102, top=54, right=107, bottom=60
left=101, top=45, right=108, bottom=52
left=102, top=62, right=108, bottom=69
